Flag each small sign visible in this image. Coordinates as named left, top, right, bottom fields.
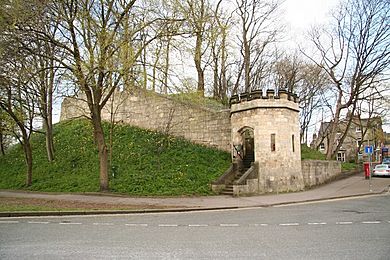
left=364, top=145, right=373, bottom=154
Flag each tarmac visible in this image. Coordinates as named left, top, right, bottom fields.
left=1, top=172, right=390, bottom=217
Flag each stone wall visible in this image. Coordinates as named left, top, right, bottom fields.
left=60, top=90, right=231, bottom=151
left=301, top=160, right=342, bottom=187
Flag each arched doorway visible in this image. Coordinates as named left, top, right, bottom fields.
left=240, top=127, right=255, bottom=170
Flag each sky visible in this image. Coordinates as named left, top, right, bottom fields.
left=284, top=0, right=339, bottom=31
left=282, top=0, right=340, bottom=50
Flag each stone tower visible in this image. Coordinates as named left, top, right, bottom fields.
left=229, top=89, right=304, bottom=194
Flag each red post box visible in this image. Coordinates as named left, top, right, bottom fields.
left=364, top=162, right=370, bottom=179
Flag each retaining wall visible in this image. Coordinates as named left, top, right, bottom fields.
left=60, top=90, right=231, bottom=151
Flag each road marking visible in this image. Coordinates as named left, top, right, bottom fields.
left=361, top=221, right=381, bottom=224
left=158, top=224, right=178, bottom=227
left=28, top=221, right=49, bottom=224
left=251, top=224, right=269, bottom=227
left=59, top=222, right=82, bottom=225
left=0, top=221, right=19, bottom=224
left=279, top=223, right=299, bottom=226
left=336, top=222, right=353, bottom=225
left=125, top=223, right=148, bottom=227
left=220, top=224, right=239, bottom=227
left=188, top=224, right=209, bottom=227
left=93, top=223, right=114, bottom=226
left=308, top=222, right=327, bottom=225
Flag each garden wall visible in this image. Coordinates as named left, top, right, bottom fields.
left=301, top=160, right=342, bottom=187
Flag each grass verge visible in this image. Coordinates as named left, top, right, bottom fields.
left=0, top=119, right=230, bottom=196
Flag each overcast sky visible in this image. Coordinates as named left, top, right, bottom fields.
left=284, top=0, right=339, bottom=30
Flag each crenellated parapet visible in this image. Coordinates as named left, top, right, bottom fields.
left=230, top=89, right=299, bottom=105
left=229, top=89, right=300, bottom=116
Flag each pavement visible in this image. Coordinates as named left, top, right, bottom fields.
left=1, top=172, right=390, bottom=217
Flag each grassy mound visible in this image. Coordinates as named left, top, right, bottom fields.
left=301, top=144, right=326, bottom=160
left=0, top=119, right=230, bottom=196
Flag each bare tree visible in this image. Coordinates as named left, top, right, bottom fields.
left=172, top=0, right=214, bottom=96
left=305, top=0, right=390, bottom=159
left=297, top=64, right=329, bottom=144
left=235, top=0, right=282, bottom=92
left=210, top=0, right=233, bottom=101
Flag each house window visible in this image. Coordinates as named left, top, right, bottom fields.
left=319, top=143, right=325, bottom=150
left=356, top=137, right=362, bottom=148
left=271, top=134, right=276, bottom=152
left=292, top=135, right=295, bottom=152
left=337, top=151, right=346, bottom=162
left=356, top=127, right=361, bottom=133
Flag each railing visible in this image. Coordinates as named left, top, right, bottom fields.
left=234, top=162, right=258, bottom=185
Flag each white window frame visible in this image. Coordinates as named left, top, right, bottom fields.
left=337, top=151, right=346, bottom=162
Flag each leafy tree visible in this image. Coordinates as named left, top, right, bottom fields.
left=27, top=0, right=176, bottom=191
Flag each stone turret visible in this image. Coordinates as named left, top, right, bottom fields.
left=229, top=89, right=304, bottom=194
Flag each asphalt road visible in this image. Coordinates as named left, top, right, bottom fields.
left=1, top=194, right=389, bottom=259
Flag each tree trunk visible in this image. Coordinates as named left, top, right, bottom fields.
left=212, top=52, right=219, bottom=98
left=326, top=93, right=343, bottom=160
left=163, top=39, right=170, bottom=95
left=220, top=28, right=227, bottom=100
left=243, top=27, right=250, bottom=92
left=46, top=60, right=55, bottom=161
left=91, top=108, right=109, bottom=192
left=43, top=117, right=55, bottom=161
left=194, top=32, right=205, bottom=96
left=23, top=141, right=33, bottom=187
left=19, top=127, right=33, bottom=186
left=0, top=132, right=5, bottom=155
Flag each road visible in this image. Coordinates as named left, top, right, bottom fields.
left=1, top=194, right=389, bottom=259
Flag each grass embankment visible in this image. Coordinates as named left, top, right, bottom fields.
left=0, top=119, right=230, bottom=196
left=301, top=145, right=326, bottom=160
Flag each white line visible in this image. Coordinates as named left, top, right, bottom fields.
left=279, top=223, right=299, bottom=226
left=251, top=224, right=269, bottom=227
left=361, top=221, right=381, bottom=224
left=220, top=224, right=239, bottom=227
left=336, top=222, right=353, bottom=225
left=188, top=224, right=209, bottom=227
left=125, top=224, right=148, bottom=227
left=158, top=224, right=178, bottom=227
left=0, top=221, right=19, bottom=224
left=308, top=222, right=327, bottom=225
left=59, top=222, right=82, bottom=225
left=93, top=223, right=114, bottom=226
left=28, top=221, right=49, bottom=224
